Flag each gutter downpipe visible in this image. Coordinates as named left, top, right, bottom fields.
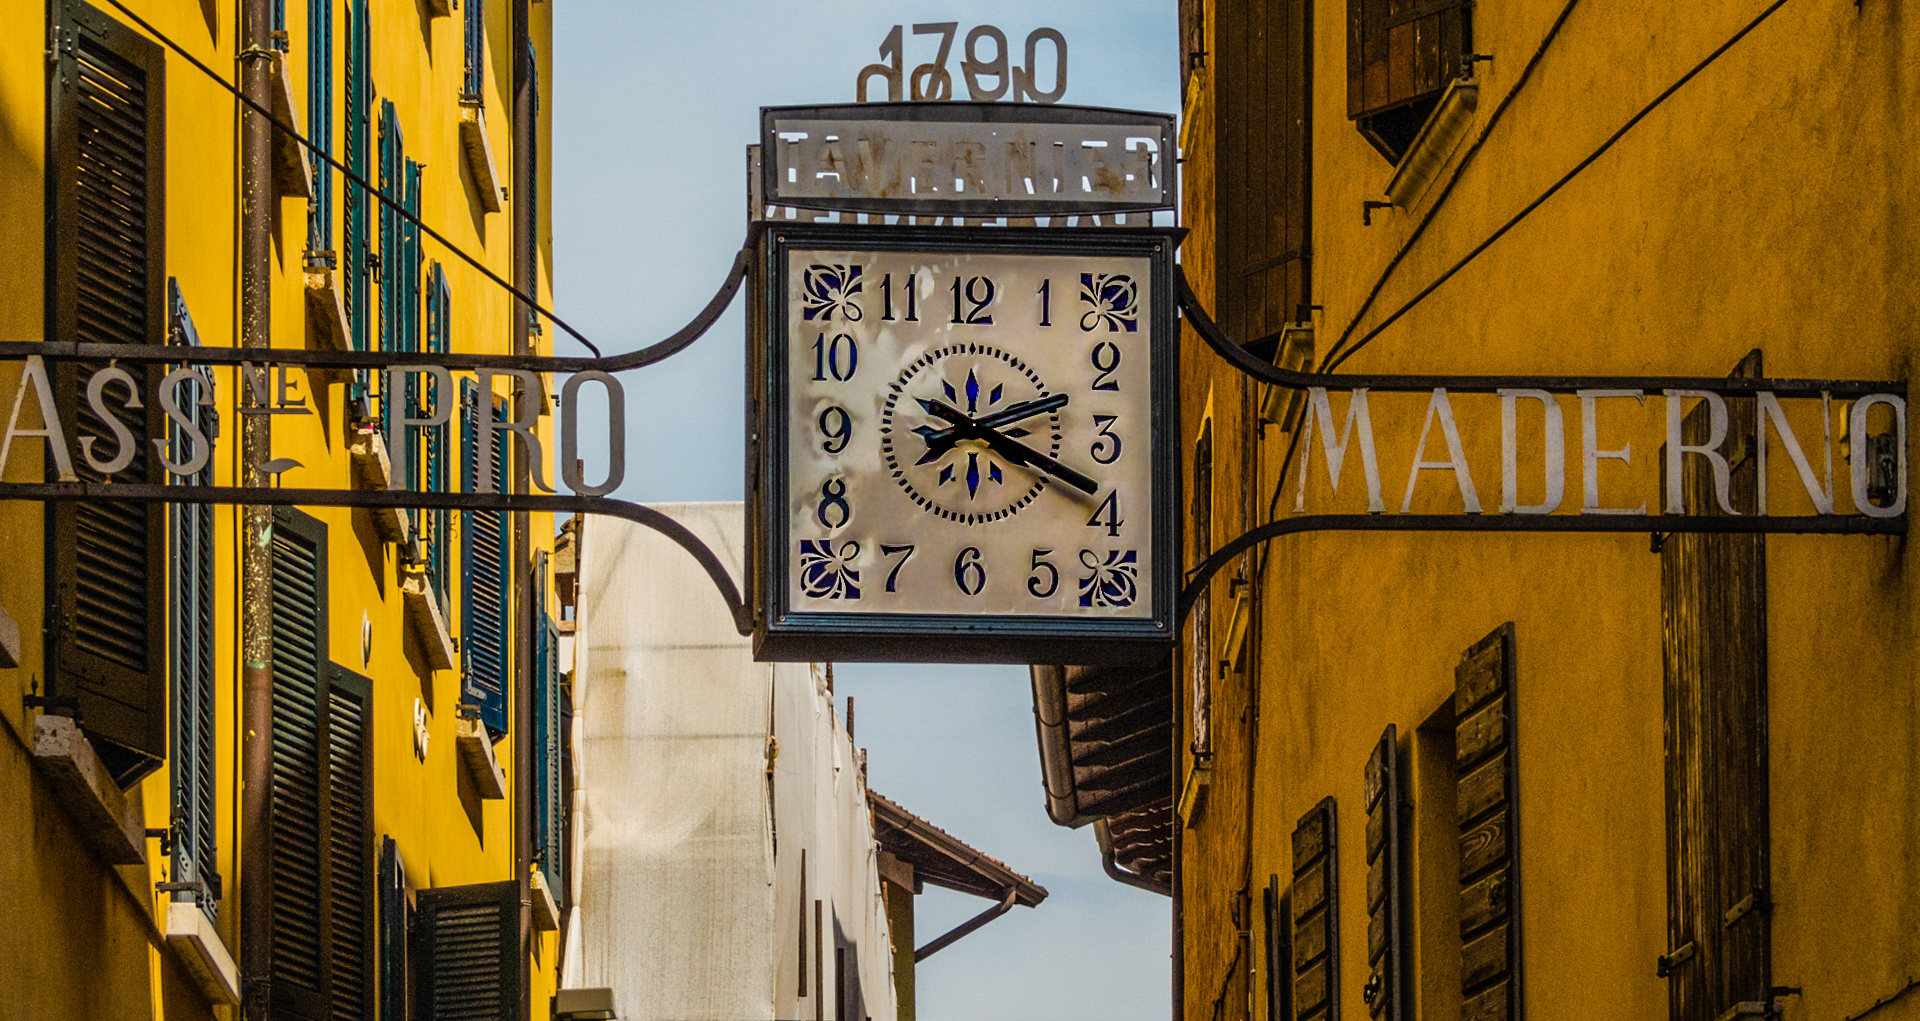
left=237, top=0, right=275, bottom=1017
left=912, top=887, right=1018, bottom=963
left=511, top=2, right=535, bottom=1018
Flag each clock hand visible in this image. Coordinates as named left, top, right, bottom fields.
left=913, top=393, right=1069, bottom=464
left=920, top=399, right=1100, bottom=495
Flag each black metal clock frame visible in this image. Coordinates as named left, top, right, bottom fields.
left=750, top=223, right=1184, bottom=665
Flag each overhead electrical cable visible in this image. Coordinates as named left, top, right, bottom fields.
left=95, top=0, right=607, bottom=357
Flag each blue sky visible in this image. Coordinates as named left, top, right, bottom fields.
left=551, top=3, right=1178, bottom=1017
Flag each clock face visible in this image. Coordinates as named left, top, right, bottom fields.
left=762, top=231, right=1173, bottom=656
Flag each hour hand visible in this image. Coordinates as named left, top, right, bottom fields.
left=915, top=393, right=1068, bottom=459
left=920, top=399, right=1099, bottom=495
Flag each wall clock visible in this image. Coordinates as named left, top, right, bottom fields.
left=751, top=224, right=1179, bottom=664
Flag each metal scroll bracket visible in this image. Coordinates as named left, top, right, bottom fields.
left=1170, top=265, right=1907, bottom=631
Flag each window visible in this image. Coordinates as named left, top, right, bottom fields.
left=377, top=837, right=411, bottom=1021
left=168, top=282, right=221, bottom=920
left=416, top=882, right=519, bottom=1019
left=306, top=0, right=334, bottom=263
left=461, top=380, right=510, bottom=736
left=45, top=0, right=168, bottom=787
left=462, top=0, right=485, bottom=101
left=1216, top=0, right=1313, bottom=352
left=270, top=508, right=375, bottom=1021
left=1346, top=0, right=1471, bottom=163
left=1262, top=877, right=1290, bottom=1021
left=1411, top=700, right=1461, bottom=1021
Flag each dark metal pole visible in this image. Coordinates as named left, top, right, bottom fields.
left=237, top=0, right=275, bottom=1016
left=511, top=2, right=535, bottom=1018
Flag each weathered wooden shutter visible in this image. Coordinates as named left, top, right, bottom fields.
left=416, top=881, right=519, bottom=1021
left=1191, top=426, right=1213, bottom=757
left=1363, top=726, right=1404, bottom=1021
left=1346, top=0, right=1470, bottom=162
left=424, top=265, right=452, bottom=605
left=461, top=380, right=510, bottom=735
left=1216, top=0, right=1313, bottom=352
left=463, top=0, right=485, bottom=99
left=1291, top=798, right=1338, bottom=1021
left=306, top=0, right=334, bottom=256
left=327, top=664, right=374, bottom=1021
left=45, top=0, right=168, bottom=786
left=378, top=837, right=410, bottom=1021
left=168, top=282, right=220, bottom=919
left=1454, top=623, right=1521, bottom=1021
left=1265, top=876, right=1291, bottom=1021
left=1659, top=351, right=1769, bottom=1021
left=271, top=507, right=330, bottom=1020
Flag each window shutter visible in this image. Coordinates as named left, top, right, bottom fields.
left=344, top=0, right=371, bottom=389
left=424, top=266, right=452, bottom=607
left=1660, top=352, right=1769, bottom=1021
left=462, top=0, right=484, bottom=100
left=378, top=100, right=401, bottom=378
left=45, top=0, right=168, bottom=786
left=1264, top=876, right=1291, bottom=1021
left=461, top=380, right=510, bottom=735
left=271, top=508, right=331, bottom=1021
left=1363, top=726, right=1404, bottom=1021
left=1190, top=426, right=1212, bottom=757
left=327, top=664, right=374, bottom=1021
left=535, top=594, right=564, bottom=901
left=416, top=881, right=519, bottom=1021
left=1216, top=0, right=1313, bottom=350
left=306, top=0, right=333, bottom=256
left=1291, top=797, right=1338, bottom=1021
left=378, top=837, right=410, bottom=1021
left=168, top=282, right=220, bottom=918
left=1454, top=623, right=1521, bottom=1021
left=1346, top=0, right=1470, bottom=162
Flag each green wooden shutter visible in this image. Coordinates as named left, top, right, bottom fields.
left=168, top=281, right=220, bottom=919
left=271, top=507, right=331, bottom=1021
left=535, top=588, right=564, bottom=901
left=377, top=837, right=409, bottom=1021
left=1363, top=726, right=1405, bottom=1021
left=45, top=0, right=169, bottom=786
left=305, top=0, right=333, bottom=258
left=424, top=265, right=452, bottom=607
left=1291, top=797, right=1338, bottom=1021
left=343, top=0, right=371, bottom=408
left=1454, top=623, right=1522, bottom=1021
left=462, top=0, right=485, bottom=99
left=1660, top=352, right=1769, bottom=1021
left=461, top=381, right=510, bottom=735
left=327, top=664, right=374, bottom=1021
left=417, top=881, right=519, bottom=1021
left=1216, top=0, right=1313, bottom=350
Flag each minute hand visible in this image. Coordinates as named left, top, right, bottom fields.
left=914, top=393, right=1069, bottom=459
left=922, top=399, right=1099, bottom=495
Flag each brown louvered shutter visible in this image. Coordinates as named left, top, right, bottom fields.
left=1264, top=877, right=1291, bottom=1021
left=327, top=664, right=375, bottom=1021
left=1454, top=623, right=1521, bottom=1021
left=1347, top=0, right=1470, bottom=162
left=1363, top=726, right=1404, bottom=1021
left=1291, top=798, right=1338, bottom=1021
left=1659, top=352, right=1769, bottom=1021
left=1216, top=0, right=1312, bottom=352
left=417, top=881, right=520, bottom=1021
left=45, top=0, right=168, bottom=786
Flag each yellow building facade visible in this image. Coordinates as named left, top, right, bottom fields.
left=0, top=0, right=567, bottom=1017
left=1172, top=2, right=1920, bottom=1021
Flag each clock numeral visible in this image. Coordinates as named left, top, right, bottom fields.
left=1037, top=278, right=1052, bottom=326
left=949, top=275, right=996, bottom=325
left=817, top=477, right=852, bottom=530
left=1089, top=341, right=1121, bottom=391
left=1090, top=414, right=1122, bottom=464
left=812, top=332, right=859, bottom=382
left=879, top=543, right=916, bottom=592
left=1087, top=489, right=1123, bottom=537
left=1026, top=548, right=1059, bottom=598
left=818, top=406, right=852, bottom=454
left=953, top=546, right=987, bottom=596
left=880, top=272, right=919, bottom=322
